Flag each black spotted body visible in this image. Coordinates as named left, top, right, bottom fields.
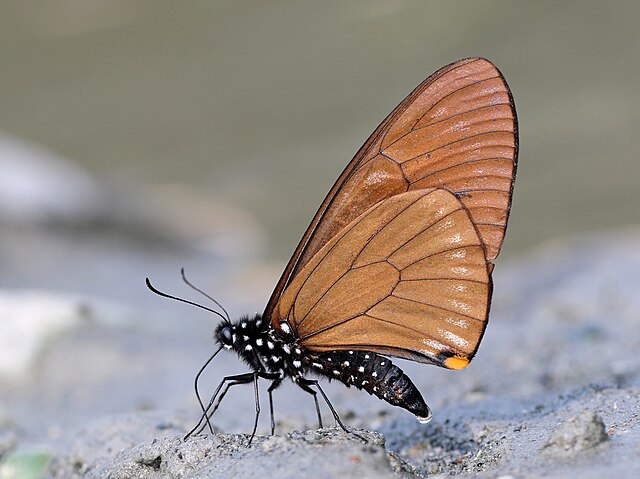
left=306, top=350, right=431, bottom=421
left=216, top=314, right=431, bottom=422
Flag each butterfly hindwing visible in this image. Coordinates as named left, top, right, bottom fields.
left=274, top=188, right=490, bottom=368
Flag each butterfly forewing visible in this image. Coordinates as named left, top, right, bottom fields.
left=275, top=188, right=490, bottom=368
left=265, top=57, right=517, bottom=323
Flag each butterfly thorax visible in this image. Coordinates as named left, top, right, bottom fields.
left=215, top=315, right=307, bottom=379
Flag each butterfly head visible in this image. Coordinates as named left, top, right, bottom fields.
left=214, top=314, right=267, bottom=352
left=215, top=322, right=236, bottom=349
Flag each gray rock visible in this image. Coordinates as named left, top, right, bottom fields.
left=50, top=424, right=397, bottom=479
left=542, top=411, right=608, bottom=454
left=0, top=133, right=107, bottom=224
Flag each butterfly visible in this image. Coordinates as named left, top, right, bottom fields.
left=148, top=57, right=518, bottom=443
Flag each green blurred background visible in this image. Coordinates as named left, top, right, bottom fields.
left=1, top=0, right=638, bottom=262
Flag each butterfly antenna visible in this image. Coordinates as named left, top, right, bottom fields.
left=180, top=268, right=231, bottom=322
left=145, top=278, right=228, bottom=322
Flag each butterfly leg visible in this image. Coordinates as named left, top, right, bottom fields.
left=298, top=378, right=365, bottom=441
left=267, top=378, right=283, bottom=435
left=185, top=372, right=256, bottom=440
left=296, top=378, right=323, bottom=429
left=248, top=371, right=262, bottom=446
left=192, top=350, right=221, bottom=435
left=248, top=372, right=280, bottom=444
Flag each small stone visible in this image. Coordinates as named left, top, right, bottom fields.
left=542, top=411, right=608, bottom=454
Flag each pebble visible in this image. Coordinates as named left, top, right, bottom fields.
left=542, top=411, right=608, bottom=454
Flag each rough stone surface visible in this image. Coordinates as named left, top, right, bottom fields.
left=542, top=411, right=608, bottom=454
left=49, top=426, right=394, bottom=479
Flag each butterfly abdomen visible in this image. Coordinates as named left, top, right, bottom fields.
left=308, top=349, right=431, bottom=422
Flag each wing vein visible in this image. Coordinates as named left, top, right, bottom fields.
left=399, top=244, right=484, bottom=270
left=409, top=76, right=502, bottom=133
left=396, top=131, right=516, bottom=164
left=406, top=58, right=485, bottom=131
left=383, top=207, right=464, bottom=265
left=390, top=293, right=485, bottom=323
left=408, top=157, right=515, bottom=184
left=288, top=204, right=383, bottom=323
left=295, top=196, right=419, bottom=327
left=399, top=277, right=487, bottom=285
left=385, top=101, right=512, bottom=152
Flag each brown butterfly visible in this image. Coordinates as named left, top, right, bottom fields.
left=148, top=57, right=518, bottom=442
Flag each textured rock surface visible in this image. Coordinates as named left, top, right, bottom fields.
left=542, top=410, right=608, bottom=455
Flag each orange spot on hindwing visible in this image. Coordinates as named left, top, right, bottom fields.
left=444, top=355, right=470, bottom=370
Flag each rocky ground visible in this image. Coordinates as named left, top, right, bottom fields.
left=0, top=138, right=638, bottom=478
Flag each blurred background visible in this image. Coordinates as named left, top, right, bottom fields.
left=0, top=0, right=639, bottom=458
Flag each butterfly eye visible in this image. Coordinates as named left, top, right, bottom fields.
left=218, top=326, right=234, bottom=346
